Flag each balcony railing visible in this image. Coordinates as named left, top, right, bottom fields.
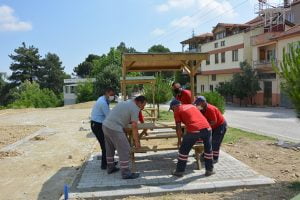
left=253, top=59, right=278, bottom=68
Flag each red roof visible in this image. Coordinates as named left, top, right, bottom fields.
left=272, top=25, right=300, bottom=40
left=180, top=33, right=213, bottom=44
left=212, top=23, right=250, bottom=33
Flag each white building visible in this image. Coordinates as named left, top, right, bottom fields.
left=63, top=78, right=95, bottom=105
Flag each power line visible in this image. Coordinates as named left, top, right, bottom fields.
left=160, top=0, right=249, bottom=46
left=148, top=0, right=229, bottom=45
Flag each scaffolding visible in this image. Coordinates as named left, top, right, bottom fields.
left=255, top=0, right=291, bottom=32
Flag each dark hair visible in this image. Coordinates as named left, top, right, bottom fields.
left=135, top=96, right=147, bottom=103
left=104, top=87, right=114, bottom=94
left=172, top=82, right=181, bottom=87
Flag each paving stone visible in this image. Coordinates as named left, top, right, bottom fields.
left=64, top=150, right=274, bottom=199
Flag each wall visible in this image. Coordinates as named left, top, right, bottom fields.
left=200, top=33, right=245, bottom=71
left=196, top=74, right=233, bottom=93
left=277, top=35, right=300, bottom=62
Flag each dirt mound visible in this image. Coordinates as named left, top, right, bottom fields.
left=0, top=125, right=43, bottom=149
left=0, top=151, right=21, bottom=159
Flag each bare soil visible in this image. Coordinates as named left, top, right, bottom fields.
left=0, top=102, right=299, bottom=200
left=0, top=125, right=43, bottom=149
left=123, top=139, right=300, bottom=200
left=0, top=104, right=96, bottom=200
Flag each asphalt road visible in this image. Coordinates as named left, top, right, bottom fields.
left=224, top=106, right=300, bottom=142
left=160, top=104, right=300, bottom=142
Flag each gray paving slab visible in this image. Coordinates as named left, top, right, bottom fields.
left=63, top=150, right=274, bottom=199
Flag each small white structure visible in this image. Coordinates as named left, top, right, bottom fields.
left=63, top=78, right=96, bottom=105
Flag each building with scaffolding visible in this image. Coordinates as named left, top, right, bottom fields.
left=181, top=0, right=300, bottom=107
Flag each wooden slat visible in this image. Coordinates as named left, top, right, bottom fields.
left=132, top=146, right=177, bottom=153
left=140, top=134, right=177, bottom=140
left=123, top=53, right=209, bottom=63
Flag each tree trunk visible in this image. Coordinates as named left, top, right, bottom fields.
left=239, top=98, right=242, bottom=107
left=157, top=103, right=160, bottom=119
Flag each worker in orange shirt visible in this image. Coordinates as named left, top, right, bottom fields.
left=194, top=96, right=227, bottom=163
left=169, top=99, right=215, bottom=177
left=172, top=82, right=193, bottom=104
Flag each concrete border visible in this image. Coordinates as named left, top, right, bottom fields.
left=0, top=127, right=54, bottom=152
left=63, top=176, right=274, bottom=200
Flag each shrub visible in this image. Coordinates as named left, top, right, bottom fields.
left=143, top=75, right=173, bottom=118
left=273, top=42, right=300, bottom=118
left=76, top=80, right=96, bottom=103
left=8, top=81, right=59, bottom=108
left=94, top=64, right=121, bottom=97
left=200, top=91, right=225, bottom=114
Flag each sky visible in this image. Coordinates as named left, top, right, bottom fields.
left=0, top=0, right=284, bottom=75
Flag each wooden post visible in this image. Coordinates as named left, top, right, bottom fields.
left=190, top=63, right=195, bottom=100
left=122, top=61, right=127, bottom=101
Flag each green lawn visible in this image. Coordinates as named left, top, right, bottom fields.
left=223, top=127, right=275, bottom=144
left=157, top=110, right=174, bottom=122
left=155, top=111, right=275, bottom=144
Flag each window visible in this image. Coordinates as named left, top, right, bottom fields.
left=214, top=42, right=218, bottom=48
left=267, top=49, right=276, bottom=61
left=258, top=73, right=276, bottom=79
left=212, top=74, right=216, bottom=81
left=65, top=86, right=69, bottom=94
left=210, top=85, right=214, bottom=92
left=201, top=85, right=205, bottom=93
left=70, top=86, right=76, bottom=94
left=206, top=55, right=210, bottom=65
left=198, top=45, right=201, bottom=52
left=215, top=53, right=219, bottom=64
left=286, top=12, right=295, bottom=23
left=233, top=29, right=240, bottom=34
left=232, top=50, right=238, bottom=62
left=221, top=41, right=225, bottom=46
left=221, top=52, right=226, bottom=63
left=216, top=31, right=226, bottom=40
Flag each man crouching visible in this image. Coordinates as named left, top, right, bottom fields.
left=169, top=99, right=215, bottom=177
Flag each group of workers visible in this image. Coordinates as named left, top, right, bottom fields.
left=90, top=82, right=227, bottom=179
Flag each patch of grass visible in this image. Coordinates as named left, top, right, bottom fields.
left=223, top=127, right=275, bottom=144
left=289, top=181, right=300, bottom=191
left=157, top=110, right=173, bottom=122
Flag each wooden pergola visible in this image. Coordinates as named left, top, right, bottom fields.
left=121, top=52, right=209, bottom=99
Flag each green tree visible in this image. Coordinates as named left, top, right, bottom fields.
left=73, top=54, right=101, bottom=77
left=201, top=91, right=225, bottom=114
left=91, top=48, right=122, bottom=76
left=117, top=42, right=137, bottom=53
left=94, top=64, right=121, bottom=97
left=216, top=81, right=234, bottom=102
left=143, top=75, right=173, bottom=118
left=39, top=53, right=66, bottom=95
left=148, top=44, right=170, bottom=53
left=232, top=73, right=247, bottom=106
left=174, top=71, right=190, bottom=86
left=241, top=61, right=261, bottom=104
left=76, top=80, right=96, bottom=103
left=273, top=42, right=300, bottom=118
left=9, top=81, right=59, bottom=108
left=145, top=44, right=174, bottom=80
left=9, top=42, right=42, bottom=85
left=231, top=61, right=260, bottom=106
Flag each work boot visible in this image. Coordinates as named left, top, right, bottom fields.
left=171, top=170, right=184, bottom=177
left=213, top=159, right=218, bottom=164
left=102, top=161, right=118, bottom=170
left=205, top=169, right=215, bottom=177
left=101, top=164, right=107, bottom=170
left=107, top=166, right=120, bottom=174
left=122, top=172, right=140, bottom=179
